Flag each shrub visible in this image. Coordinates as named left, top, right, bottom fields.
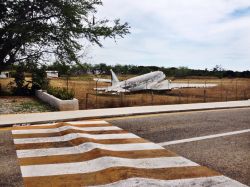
left=10, top=65, right=31, bottom=96
left=31, top=65, right=48, bottom=93
left=47, top=87, right=74, bottom=100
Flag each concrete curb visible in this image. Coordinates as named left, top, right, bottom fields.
left=0, top=100, right=250, bottom=127
left=36, top=90, right=79, bottom=111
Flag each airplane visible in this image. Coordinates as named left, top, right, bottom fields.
left=94, top=70, right=217, bottom=93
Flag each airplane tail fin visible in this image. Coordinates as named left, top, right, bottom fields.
left=110, top=69, right=119, bottom=86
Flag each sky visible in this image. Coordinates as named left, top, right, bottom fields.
left=86, top=0, right=250, bottom=71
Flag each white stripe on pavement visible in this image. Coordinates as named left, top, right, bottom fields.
left=65, top=121, right=109, bottom=125
left=91, top=176, right=248, bottom=187
left=21, top=156, right=198, bottom=177
left=17, top=142, right=164, bottom=158
left=12, top=126, right=121, bottom=134
left=14, top=132, right=139, bottom=144
left=31, top=121, right=109, bottom=127
left=159, top=129, right=250, bottom=146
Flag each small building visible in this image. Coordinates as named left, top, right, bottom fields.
left=0, top=71, right=11, bottom=78
left=46, top=71, right=59, bottom=78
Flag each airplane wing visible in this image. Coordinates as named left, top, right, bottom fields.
left=94, top=86, right=129, bottom=93
left=151, top=80, right=217, bottom=90
left=93, top=78, right=112, bottom=83
left=169, top=83, right=217, bottom=89
left=151, top=80, right=171, bottom=90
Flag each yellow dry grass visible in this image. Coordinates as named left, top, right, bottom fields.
left=49, top=77, right=250, bottom=109
left=1, top=76, right=249, bottom=109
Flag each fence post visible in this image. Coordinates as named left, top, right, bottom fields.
left=151, top=91, right=154, bottom=105
left=178, top=91, right=181, bottom=104
left=235, top=80, right=238, bottom=100
left=204, top=81, right=207, bottom=103
left=66, top=75, right=69, bottom=92
left=95, top=81, right=98, bottom=107
left=120, top=93, right=123, bottom=106
left=85, top=93, right=89, bottom=109
left=220, top=79, right=223, bottom=101
left=203, top=89, right=206, bottom=102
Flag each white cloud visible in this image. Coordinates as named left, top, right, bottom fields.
left=87, top=0, right=250, bottom=71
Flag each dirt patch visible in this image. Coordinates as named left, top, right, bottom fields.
left=0, top=96, right=56, bottom=114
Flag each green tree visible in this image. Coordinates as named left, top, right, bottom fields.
left=0, top=0, right=130, bottom=70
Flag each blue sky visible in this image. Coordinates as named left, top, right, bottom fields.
left=86, top=0, right=250, bottom=71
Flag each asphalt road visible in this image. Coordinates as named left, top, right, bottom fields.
left=108, top=108, right=250, bottom=186
left=0, top=131, right=23, bottom=187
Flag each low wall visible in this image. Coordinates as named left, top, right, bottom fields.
left=36, top=90, right=79, bottom=111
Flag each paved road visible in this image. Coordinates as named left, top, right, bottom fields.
left=3, top=120, right=246, bottom=187
left=108, top=108, right=250, bottom=186
left=0, top=131, right=24, bottom=187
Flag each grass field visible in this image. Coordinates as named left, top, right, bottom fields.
left=49, top=76, right=250, bottom=109
left=1, top=76, right=249, bottom=110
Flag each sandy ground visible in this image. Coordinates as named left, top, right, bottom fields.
left=0, top=96, right=56, bottom=114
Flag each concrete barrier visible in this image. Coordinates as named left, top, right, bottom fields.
left=36, top=90, right=79, bottom=111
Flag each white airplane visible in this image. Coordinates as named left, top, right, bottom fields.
left=94, top=70, right=217, bottom=93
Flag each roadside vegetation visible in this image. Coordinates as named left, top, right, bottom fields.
left=47, top=87, right=74, bottom=100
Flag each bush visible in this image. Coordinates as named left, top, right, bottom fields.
left=31, top=65, right=48, bottom=93
left=47, top=87, right=74, bottom=100
left=11, top=65, right=31, bottom=96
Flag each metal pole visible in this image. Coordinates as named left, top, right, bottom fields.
left=95, top=81, right=98, bottom=107
left=179, top=91, right=181, bottom=104
left=66, top=75, right=69, bottom=92
left=85, top=93, right=88, bottom=109
left=220, top=79, right=223, bottom=101
left=151, top=91, right=154, bottom=105
left=235, top=80, right=238, bottom=100
left=204, top=81, right=207, bottom=103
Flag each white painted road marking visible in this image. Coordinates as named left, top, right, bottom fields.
left=16, top=142, right=164, bottom=158
left=21, top=156, right=197, bottom=177
left=91, top=176, right=248, bottom=187
left=14, top=132, right=139, bottom=144
left=12, top=120, right=248, bottom=187
left=12, top=126, right=121, bottom=134
left=159, top=129, right=250, bottom=146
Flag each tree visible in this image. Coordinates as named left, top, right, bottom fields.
left=0, top=0, right=130, bottom=70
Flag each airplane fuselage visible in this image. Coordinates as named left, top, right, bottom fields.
left=108, top=71, right=166, bottom=92
left=95, top=69, right=217, bottom=93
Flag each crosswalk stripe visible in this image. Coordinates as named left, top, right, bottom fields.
left=12, top=121, right=110, bottom=130
left=16, top=142, right=164, bottom=158
left=21, top=156, right=198, bottom=177
left=13, top=129, right=128, bottom=139
left=22, top=166, right=220, bottom=187
left=15, top=138, right=147, bottom=150
left=12, top=126, right=122, bottom=134
left=13, top=132, right=140, bottom=144
left=19, top=149, right=177, bottom=165
left=91, top=176, right=247, bottom=187
left=11, top=120, right=247, bottom=187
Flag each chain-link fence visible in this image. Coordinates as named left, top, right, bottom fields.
left=48, top=78, right=250, bottom=110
